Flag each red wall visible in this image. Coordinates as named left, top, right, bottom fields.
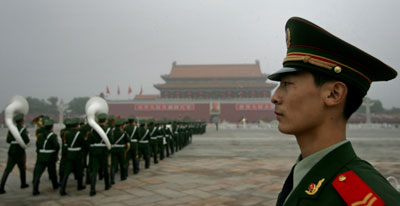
left=109, top=103, right=274, bottom=123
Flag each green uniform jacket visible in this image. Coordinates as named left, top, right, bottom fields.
left=125, top=125, right=139, bottom=142
left=64, top=129, right=85, bottom=160
left=88, top=125, right=112, bottom=155
left=280, top=142, right=400, bottom=206
left=111, top=128, right=129, bottom=153
left=7, top=125, right=30, bottom=155
left=36, top=131, right=59, bottom=162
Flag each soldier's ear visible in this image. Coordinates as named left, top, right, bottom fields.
left=323, top=81, right=348, bottom=107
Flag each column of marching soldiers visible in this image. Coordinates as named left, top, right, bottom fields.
left=0, top=113, right=206, bottom=196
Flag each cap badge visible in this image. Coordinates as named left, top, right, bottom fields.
left=305, top=178, right=325, bottom=195
left=286, top=28, right=291, bottom=48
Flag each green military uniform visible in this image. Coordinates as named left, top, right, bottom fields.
left=88, top=113, right=112, bottom=196
left=165, top=121, right=175, bottom=155
left=138, top=120, right=151, bottom=169
left=270, top=17, right=400, bottom=205
left=125, top=116, right=140, bottom=175
left=59, top=118, right=86, bottom=195
left=32, top=119, right=59, bottom=195
left=157, top=121, right=167, bottom=159
left=110, top=119, right=129, bottom=184
left=0, top=114, right=30, bottom=194
left=148, top=120, right=159, bottom=164
left=79, top=120, right=92, bottom=184
left=59, top=118, right=72, bottom=184
left=278, top=142, right=400, bottom=205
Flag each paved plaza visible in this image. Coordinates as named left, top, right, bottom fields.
left=0, top=125, right=400, bottom=206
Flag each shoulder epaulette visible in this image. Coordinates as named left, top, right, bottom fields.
left=332, top=170, right=385, bottom=206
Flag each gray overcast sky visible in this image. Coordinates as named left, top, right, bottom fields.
left=1, top=0, right=400, bottom=111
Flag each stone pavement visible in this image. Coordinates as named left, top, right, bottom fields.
left=0, top=126, right=400, bottom=206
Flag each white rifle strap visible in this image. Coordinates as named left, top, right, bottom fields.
left=70, top=131, right=80, bottom=148
left=140, top=129, right=149, bottom=141
left=114, top=133, right=126, bottom=145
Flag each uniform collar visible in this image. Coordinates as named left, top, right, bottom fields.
left=284, top=141, right=357, bottom=205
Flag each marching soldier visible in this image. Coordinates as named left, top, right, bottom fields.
left=0, top=114, right=30, bottom=194
left=138, top=120, right=151, bottom=169
left=155, top=121, right=166, bottom=160
left=87, top=113, right=112, bottom=196
left=165, top=121, right=175, bottom=156
left=59, top=118, right=72, bottom=184
left=110, top=118, right=129, bottom=184
left=148, top=119, right=159, bottom=164
left=125, top=116, right=140, bottom=175
left=59, top=118, right=86, bottom=195
left=32, top=119, right=59, bottom=196
left=79, top=118, right=92, bottom=185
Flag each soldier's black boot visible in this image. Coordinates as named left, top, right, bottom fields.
left=59, top=175, right=67, bottom=196
left=145, top=156, right=150, bottom=169
left=134, top=159, right=139, bottom=174
left=77, top=178, right=86, bottom=191
left=110, top=168, right=115, bottom=185
left=90, top=175, right=96, bottom=196
left=0, top=172, right=8, bottom=194
left=32, top=180, right=40, bottom=196
left=20, top=170, right=29, bottom=189
left=104, top=176, right=111, bottom=191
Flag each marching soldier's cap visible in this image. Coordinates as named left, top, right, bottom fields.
left=268, top=17, right=397, bottom=95
left=13, top=113, right=24, bottom=122
left=139, top=119, right=147, bottom=125
left=114, top=118, right=126, bottom=126
left=128, top=116, right=136, bottom=121
left=44, top=119, right=54, bottom=126
left=63, top=118, right=72, bottom=126
left=70, top=118, right=80, bottom=126
left=78, top=118, right=85, bottom=124
left=97, top=113, right=107, bottom=121
left=108, top=114, right=115, bottom=120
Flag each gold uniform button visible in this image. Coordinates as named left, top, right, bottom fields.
left=334, top=66, right=342, bottom=73
left=338, top=175, right=346, bottom=182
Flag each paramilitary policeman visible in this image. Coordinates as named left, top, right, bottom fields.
left=87, top=113, right=112, bottom=196
left=0, top=113, right=30, bottom=194
left=138, top=119, right=151, bottom=169
left=125, top=116, right=140, bottom=175
left=269, top=17, right=400, bottom=205
left=148, top=119, right=159, bottom=164
left=59, top=118, right=86, bottom=195
left=32, top=119, right=60, bottom=196
left=59, top=118, right=72, bottom=184
left=110, top=118, right=129, bottom=185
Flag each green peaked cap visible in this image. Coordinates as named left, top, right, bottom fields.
left=13, top=113, right=24, bottom=122
left=268, top=17, right=397, bottom=95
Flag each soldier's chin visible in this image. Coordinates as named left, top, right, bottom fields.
left=278, top=124, right=294, bottom=135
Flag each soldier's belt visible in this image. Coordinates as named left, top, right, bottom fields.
left=67, top=147, right=82, bottom=151
left=150, top=137, right=158, bottom=140
left=130, top=139, right=138, bottom=143
left=112, top=145, right=125, bottom=148
left=39, top=149, right=56, bottom=153
left=139, top=140, right=149, bottom=143
left=90, top=143, right=106, bottom=147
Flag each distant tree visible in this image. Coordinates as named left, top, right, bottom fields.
left=26, top=96, right=57, bottom=114
left=47, top=96, right=58, bottom=106
left=68, top=97, right=90, bottom=114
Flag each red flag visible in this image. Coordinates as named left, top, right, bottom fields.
left=117, top=86, right=120, bottom=95
left=106, top=86, right=110, bottom=95
left=139, top=86, right=143, bottom=95
left=128, top=86, right=132, bottom=94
